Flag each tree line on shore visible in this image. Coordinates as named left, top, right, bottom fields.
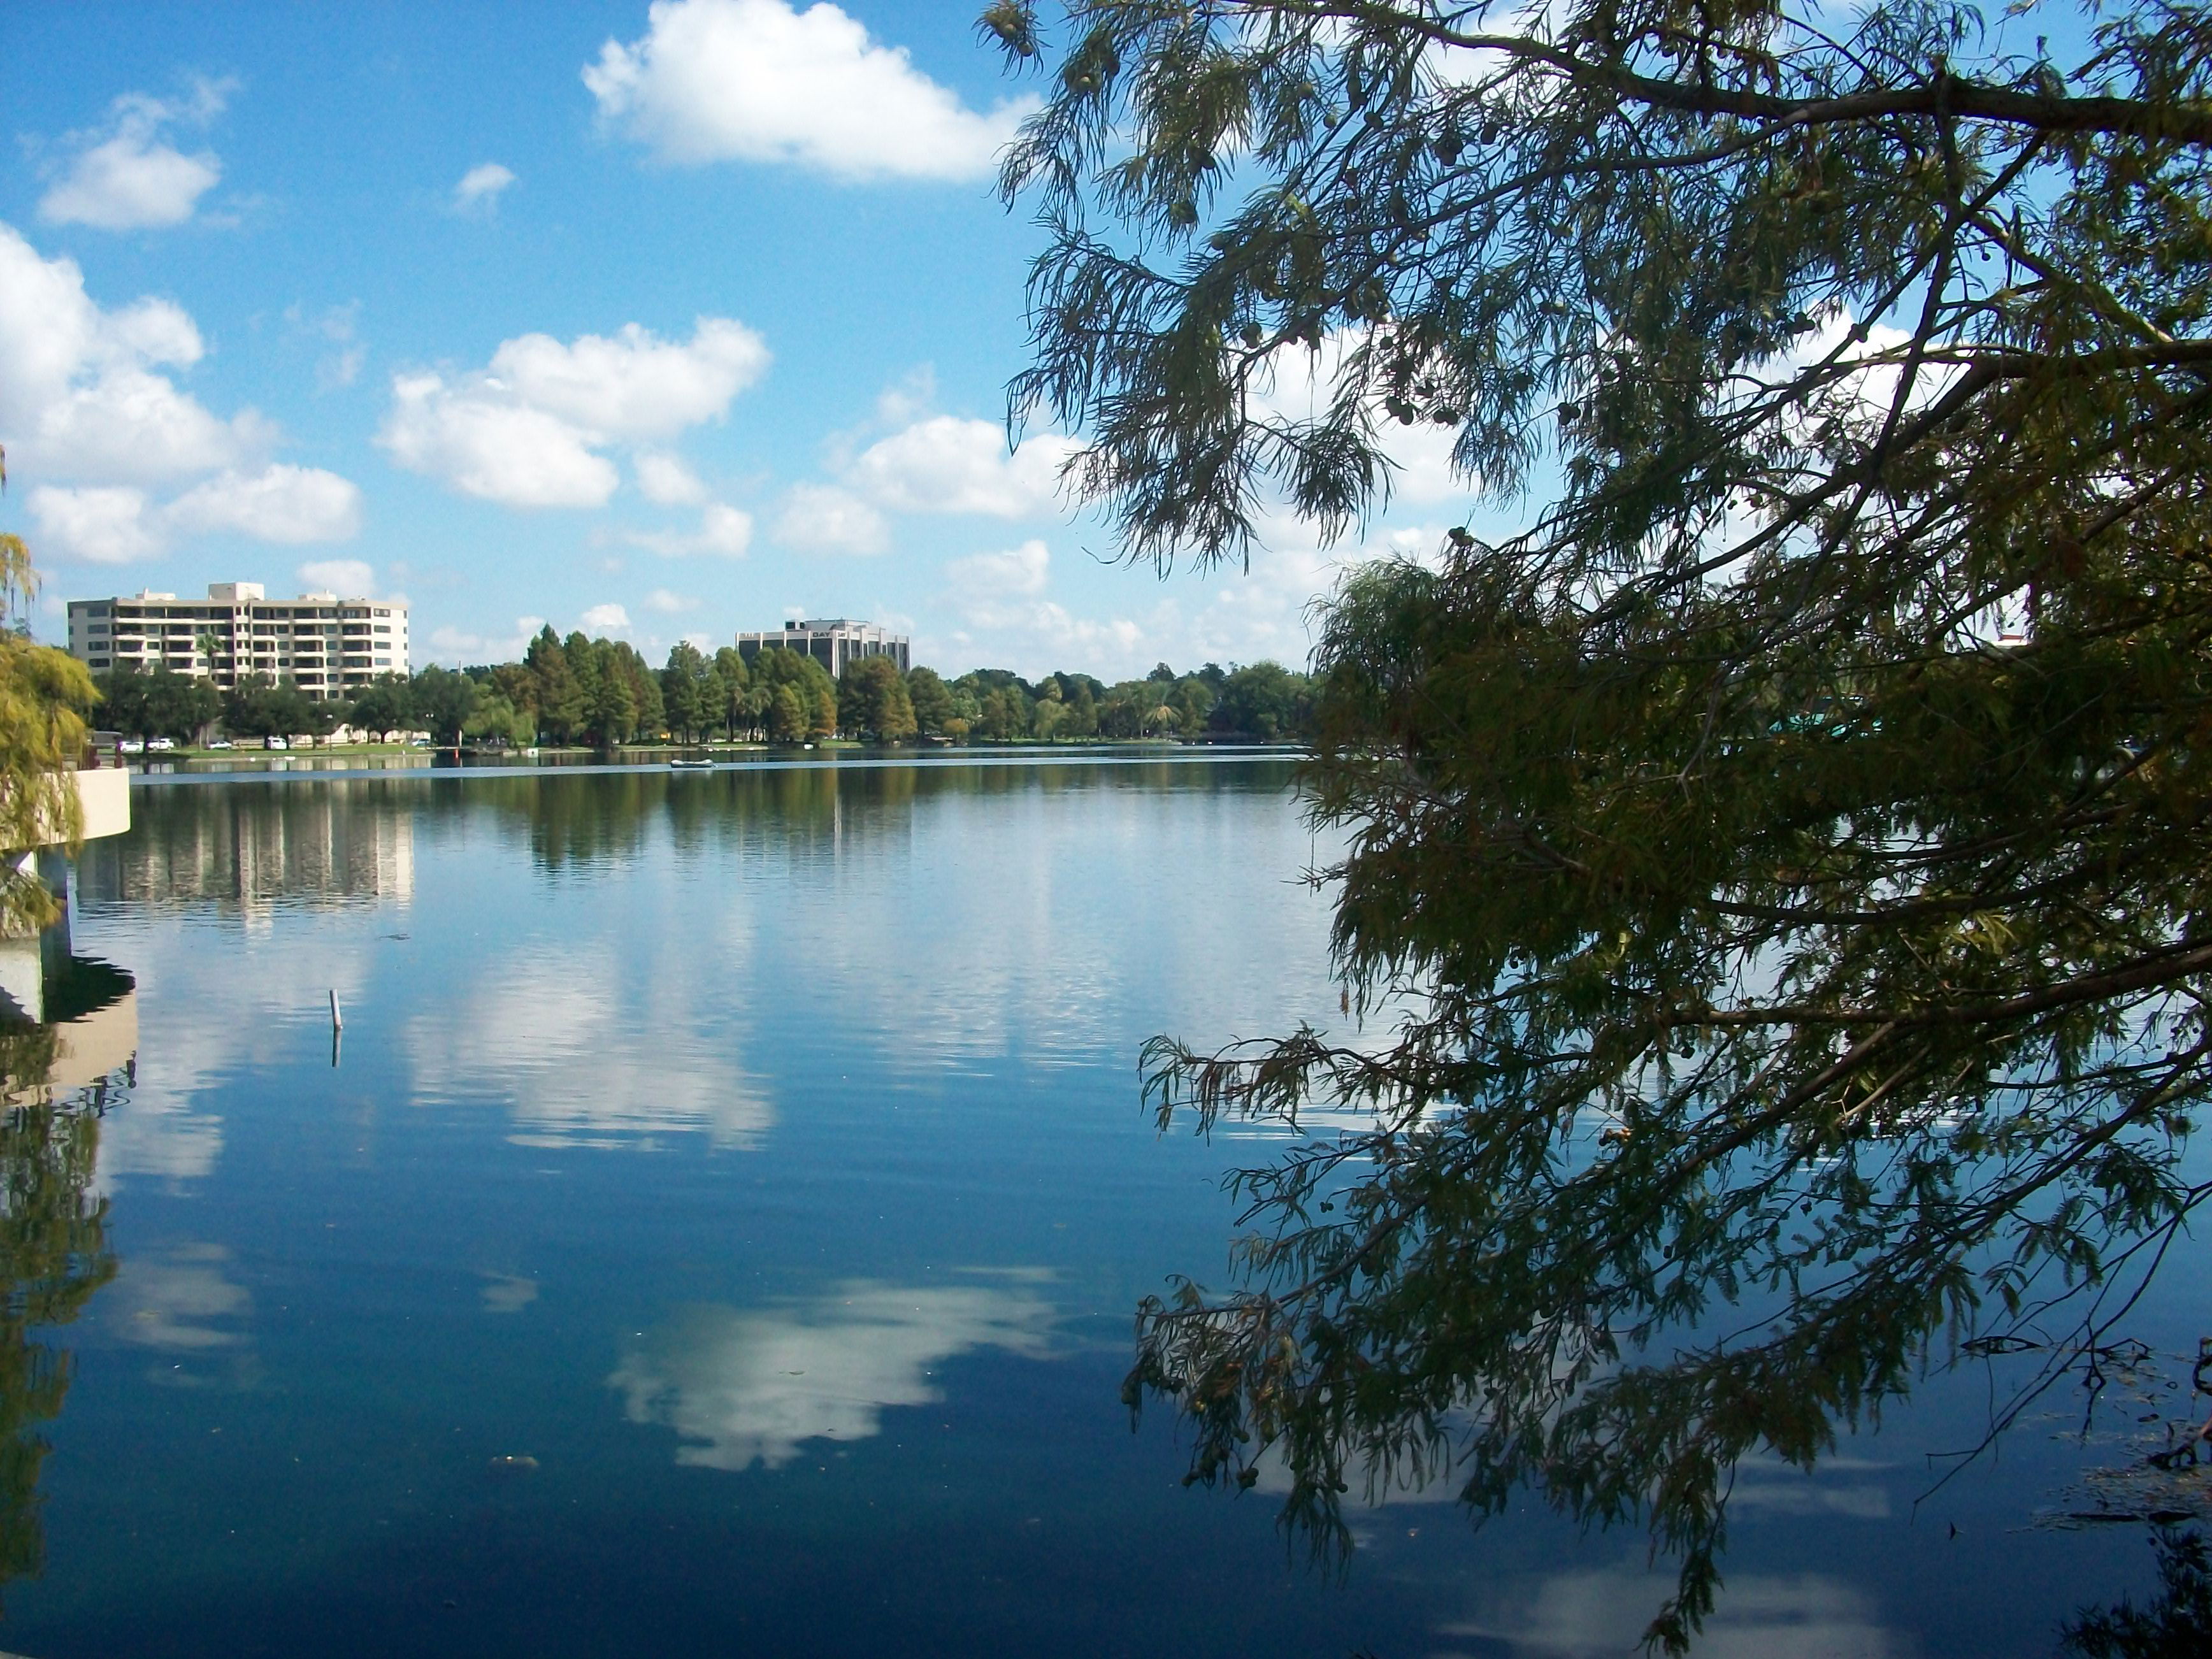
left=89, top=626, right=1313, bottom=748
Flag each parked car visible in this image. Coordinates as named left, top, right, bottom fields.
left=264, top=736, right=289, bottom=751
left=206, top=738, right=234, bottom=750
left=148, top=736, right=176, bottom=752
left=118, top=737, right=145, bottom=754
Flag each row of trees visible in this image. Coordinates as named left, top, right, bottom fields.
left=929, top=661, right=1312, bottom=743
left=91, top=630, right=1313, bottom=749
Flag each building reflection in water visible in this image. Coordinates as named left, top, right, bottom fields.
left=76, top=782, right=413, bottom=914
left=0, top=947, right=134, bottom=1606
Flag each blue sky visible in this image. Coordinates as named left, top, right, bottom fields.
left=0, top=1, right=1469, bottom=679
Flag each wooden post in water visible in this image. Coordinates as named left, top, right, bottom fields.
left=329, top=989, right=343, bottom=1030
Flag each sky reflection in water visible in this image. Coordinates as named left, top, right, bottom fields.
left=0, top=758, right=2188, bottom=1657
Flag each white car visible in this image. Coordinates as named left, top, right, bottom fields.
left=118, top=737, right=145, bottom=754
left=148, top=736, right=176, bottom=752
left=206, top=738, right=234, bottom=750
left=264, top=736, right=289, bottom=751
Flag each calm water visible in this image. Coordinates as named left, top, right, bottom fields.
left=0, top=759, right=2194, bottom=1656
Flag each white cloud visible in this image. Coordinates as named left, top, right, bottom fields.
left=946, top=538, right=1048, bottom=598
left=296, top=558, right=376, bottom=596
left=635, top=451, right=708, bottom=506
left=643, top=587, right=699, bottom=614
left=846, top=416, right=1075, bottom=517
left=27, top=464, right=361, bottom=565
left=34, top=366, right=264, bottom=486
left=491, top=319, right=767, bottom=442
left=27, top=485, right=157, bottom=563
left=609, top=1279, right=1057, bottom=1471
left=773, top=482, right=887, bottom=554
left=378, top=318, right=766, bottom=510
left=321, top=343, right=366, bottom=390
left=581, top=602, right=632, bottom=633
left=873, top=364, right=935, bottom=427
left=0, top=223, right=361, bottom=563
left=940, top=540, right=1147, bottom=664
left=38, top=80, right=232, bottom=231
left=380, top=371, right=619, bottom=508
left=699, top=502, right=753, bottom=555
left=426, top=615, right=547, bottom=665
left=585, top=0, right=1036, bottom=181
left=0, top=225, right=271, bottom=485
left=167, top=464, right=362, bottom=543
left=286, top=300, right=365, bottom=391
left=452, top=161, right=515, bottom=215
left=628, top=501, right=754, bottom=558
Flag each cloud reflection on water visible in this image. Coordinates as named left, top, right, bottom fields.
left=403, top=954, right=774, bottom=1151
left=610, top=1275, right=1058, bottom=1470
left=110, top=1241, right=251, bottom=1350
left=1442, top=1564, right=1902, bottom=1658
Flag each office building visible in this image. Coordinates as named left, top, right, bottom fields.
left=64, top=582, right=410, bottom=700
left=735, top=618, right=909, bottom=679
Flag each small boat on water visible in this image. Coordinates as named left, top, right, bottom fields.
left=670, top=758, right=715, bottom=770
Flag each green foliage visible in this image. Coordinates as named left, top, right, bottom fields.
left=219, top=674, right=326, bottom=740
left=749, top=647, right=840, bottom=740
left=0, top=643, right=94, bottom=933
left=93, top=663, right=215, bottom=745
left=661, top=641, right=718, bottom=743
left=463, top=693, right=533, bottom=749
left=619, top=642, right=665, bottom=740
left=410, top=665, right=480, bottom=747
left=711, top=647, right=755, bottom=740
left=0, top=1084, right=113, bottom=1603
left=345, top=673, right=415, bottom=738
left=1210, top=661, right=1307, bottom=739
left=767, top=682, right=807, bottom=742
left=839, top=656, right=919, bottom=741
left=995, top=0, right=2212, bottom=1648
left=575, top=639, right=636, bottom=747
left=2060, top=1528, right=2212, bottom=1657
left=526, top=627, right=583, bottom=743
left=907, top=665, right=955, bottom=735
left=0, top=473, right=93, bottom=933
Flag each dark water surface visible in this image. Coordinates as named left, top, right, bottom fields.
left=4, top=759, right=2195, bottom=1656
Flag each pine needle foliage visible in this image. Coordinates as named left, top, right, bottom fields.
left=991, top=0, right=2212, bottom=1648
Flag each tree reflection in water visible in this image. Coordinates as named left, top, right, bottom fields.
left=0, top=959, right=127, bottom=1605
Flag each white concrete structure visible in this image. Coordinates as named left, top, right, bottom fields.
left=66, top=582, right=410, bottom=701
left=0, top=764, right=133, bottom=1023
left=735, top=618, right=908, bottom=679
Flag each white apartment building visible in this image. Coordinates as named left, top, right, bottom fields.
left=65, top=582, right=410, bottom=701
left=735, top=618, right=910, bottom=679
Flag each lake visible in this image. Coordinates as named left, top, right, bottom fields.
left=0, top=757, right=2194, bottom=1656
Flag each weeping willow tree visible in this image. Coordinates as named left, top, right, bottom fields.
left=987, top=0, right=2212, bottom=1646
left=0, top=447, right=96, bottom=937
